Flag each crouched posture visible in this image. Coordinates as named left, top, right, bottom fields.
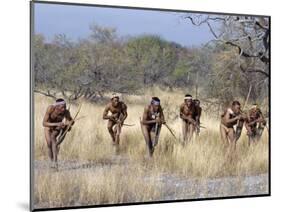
left=180, top=94, right=198, bottom=144
left=193, top=99, right=202, bottom=135
left=245, top=104, right=266, bottom=145
left=103, top=94, right=128, bottom=145
left=220, top=101, right=245, bottom=149
left=42, top=99, right=74, bottom=168
left=140, top=97, right=165, bottom=157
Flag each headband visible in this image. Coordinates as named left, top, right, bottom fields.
left=53, top=101, right=66, bottom=106
left=251, top=105, right=258, bottom=109
left=111, top=93, right=119, bottom=99
left=151, top=99, right=160, bottom=105
left=184, top=96, right=192, bottom=100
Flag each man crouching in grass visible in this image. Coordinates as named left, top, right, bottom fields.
left=245, top=104, right=267, bottom=146
left=220, top=100, right=245, bottom=151
left=42, top=98, right=74, bottom=169
left=103, top=93, right=128, bottom=148
left=140, top=97, right=166, bottom=157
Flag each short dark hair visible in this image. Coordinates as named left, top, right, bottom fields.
left=111, top=96, right=119, bottom=100
left=56, top=98, right=65, bottom=103
left=185, top=94, right=192, bottom=98
left=232, top=101, right=241, bottom=106
left=193, top=99, right=200, bottom=104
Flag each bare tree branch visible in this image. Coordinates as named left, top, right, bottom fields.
left=206, top=22, right=219, bottom=39
left=239, top=64, right=269, bottom=77
left=34, top=89, right=57, bottom=99
left=184, top=14, right=269, bottom=67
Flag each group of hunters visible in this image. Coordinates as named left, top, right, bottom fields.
left=42, top=93, right=267, bottom=168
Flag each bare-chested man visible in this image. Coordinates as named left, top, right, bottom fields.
left=193, top=99, right=202, bottom=135
left=103, top=93, right=128, bottom=146
left=42, top=98, right=74, bottom=168
left=180, top=94, right=197, bottom=144
left=245, top=104, right=266, bottom=145
left=220, top=101, right=245, bottom=149
left=140, top=97, right=166, bottom=157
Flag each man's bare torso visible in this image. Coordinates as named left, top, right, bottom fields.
left=105, top=101, right=127, bottom=120
left=45, top=106, right=70, bottom=130
left=221, top=108, right=238, bottom=128
left=180, top=103, right=195, bottom=119
left=144, top=105, right=163, bottom=123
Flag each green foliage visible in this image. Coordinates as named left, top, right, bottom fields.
left=125, top=35, right=178, bottom=86
left=33, top=23, right=268, bottom=103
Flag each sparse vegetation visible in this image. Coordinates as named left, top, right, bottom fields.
left=33, top=88, right=269, bottom=209
left=32, top=11, right=269, bottom=210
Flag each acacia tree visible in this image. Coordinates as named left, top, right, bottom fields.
left=183, top=14, right=269, bottom=73
left=182, top=14, right=269, bottom=103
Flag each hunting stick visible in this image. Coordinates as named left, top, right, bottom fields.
left=57, top=104, right=82, bottom=145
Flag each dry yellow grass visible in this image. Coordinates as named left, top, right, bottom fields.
left=33, top=87, right=269, bottom=209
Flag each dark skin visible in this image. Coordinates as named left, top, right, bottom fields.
left=180, top=99, right=197, bottom=143
left=140, top=104, right=165, bottom=157
left=42, top=104, right=73, bottom=166
left=245, top=107, right=266, bottom=145
left=220, top=104, right=245, bottom=150
left=194, top=100, right=202, bottom=135
left=103, top=97, right=128, bottom=145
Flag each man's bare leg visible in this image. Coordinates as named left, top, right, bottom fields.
left=113, top=124, right=121, bottom=154
left=235, top=120, right=244, bottom=142
left=50, top=130, right=60, bottom=168
left=107, top=120, right=116, bottom=144
left=196, top=121, right=200, bottom=136
left=141, top=124, right=153, bottom=157
left=56, top=128, right=67, bottom=147
left=220, top=124, right=229, bottom=146
left=114, top=124, right=122, bottom=145
left=256, top=124, right=265, bottom=141
left=44, top=128, right=53, bottom=161
left=187, top=123, right=195, bottom=143
left=194, top=126, right=199, bottom=141
left=248, top=135, right=252, bottom=146
left=228, top=128, right=236, bottom=152
left=181, top=120, right=188, bottom=145
left=51, top=140, right=57, bottom=168
left=55, top=129, right=66, bottom=155
left=148, top=131, right=154, bottom=157
left=153, top=125, right=161, bottom=147
left=150, top=131, right=156, bottom=147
